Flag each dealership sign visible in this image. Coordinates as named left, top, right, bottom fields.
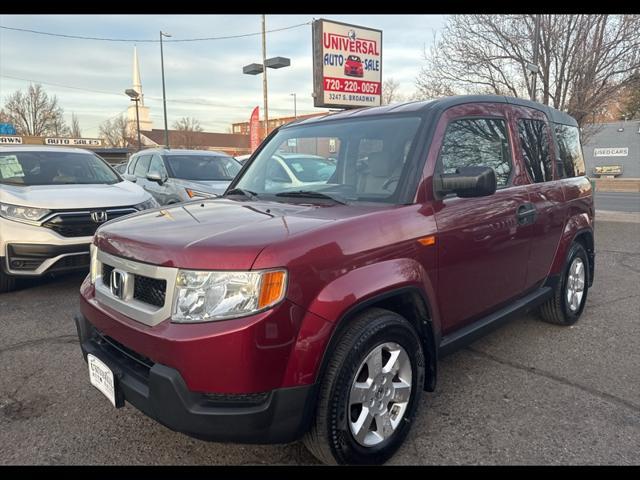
left=594, top=147, right=628, bottom=157
left=45, top=137, right=102, bottom=146
left=0, top=136, right=22, bottom=144
left=312, top=18, right=382, bottom=109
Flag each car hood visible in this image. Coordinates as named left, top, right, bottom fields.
left=0, top=181, right=149, bottom=210
left=95, top=197, right=363, bottom=270
left=172, top=178, right=232, bottom=196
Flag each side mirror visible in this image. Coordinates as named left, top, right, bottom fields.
left=123, top=173, right=137, bottom=183
left=146, top=171, right=166, bottom=185
left=436, top=166, right=497, bottom=198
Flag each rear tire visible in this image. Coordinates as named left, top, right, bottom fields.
left=0, top=269, right=17, bottom=293
left=303, top=308, right=425, bottom=465
left=539, top=242, right=589, bottom=326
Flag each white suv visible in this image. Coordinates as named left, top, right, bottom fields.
left=0, top=146, right=158, bottom=292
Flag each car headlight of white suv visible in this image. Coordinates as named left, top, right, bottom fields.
left=134, top=197, right=160, bottom=211
left=0, top=202, right=51, bottom=224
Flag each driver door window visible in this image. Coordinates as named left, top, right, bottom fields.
left=439, top=118, right=512, bottom=187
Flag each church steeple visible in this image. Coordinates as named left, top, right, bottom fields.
left=132, top=46, right=144, bottom=105
left=127, top=46, right=153, bottom=134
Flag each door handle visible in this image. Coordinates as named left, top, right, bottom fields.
left=517, top=203, right=536, bottom=225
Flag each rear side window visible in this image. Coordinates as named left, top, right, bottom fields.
left=134, top=155, right=151, bottom=177
left=439, top=118, right=512, bottom=187
left=517, top=119, right=553, bottom=183
left=554, top=124, right=586, bottom=178
left=127, top=156, right=138, bottom=174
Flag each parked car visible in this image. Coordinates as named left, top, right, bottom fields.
left=113, top=163, right=128, bottom=174
left=75, top=95, right=594, bottom=465
left=344, top=55, right=364, bottom=77
left=0, top=146, right=158, bottom=293
left=265, top=153, right=337, bottom=191
left=123, top=148, right=242, bottom=205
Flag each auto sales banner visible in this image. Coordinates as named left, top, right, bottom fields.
left=312, top=19, right=382, bottom=109
left=249, top=106, right=260, bottom=151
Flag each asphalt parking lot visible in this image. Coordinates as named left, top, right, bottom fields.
left=0, top=220, right=638, bottom=465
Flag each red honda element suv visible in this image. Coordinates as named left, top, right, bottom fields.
left=75, top=95, right=594, bottom=465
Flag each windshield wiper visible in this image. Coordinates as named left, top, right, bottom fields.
left=274, top=190, right=347, bottom=205
left=225, top=187, right=259, bottom=200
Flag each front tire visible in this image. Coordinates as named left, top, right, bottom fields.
left=539, top=242, right=590, bottom=325
left=303, top=308, right=425, bottom=465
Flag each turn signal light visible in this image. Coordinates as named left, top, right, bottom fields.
left=258, top=270, right=287, bottom=309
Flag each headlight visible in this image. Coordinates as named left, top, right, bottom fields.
left=134, top=197, right=159, bottom=210
left=185, top=188, right=216, bottom=199
left=0, top=202, right=50, bottom=224
left=89, top=244, right=99, bottom=285
left=172, top=269, right=287, bottom=323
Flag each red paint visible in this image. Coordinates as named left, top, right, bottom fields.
left=81, top=98, right=594, bottom=395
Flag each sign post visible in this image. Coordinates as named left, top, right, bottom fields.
left=312, top=19, right=382, bottom=109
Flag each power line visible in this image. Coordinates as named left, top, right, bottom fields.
left=0, top=73, right=304, bottom=113
left=0, top=22, right=311, bottom=43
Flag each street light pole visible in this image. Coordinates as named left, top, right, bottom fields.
left=125, top=89, right=142, bottom=151
left=242, top=16, right=290, bottom=140
left=261, top=15, right=269, bottom=137
left=134, top=98, right=141, bottom=151
left=160, top=30, right=171, bottom=148
left=291, top=93, right=297, bottom=118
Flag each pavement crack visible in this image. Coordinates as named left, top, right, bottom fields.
left=466, top=346, right=640, bottom=414
left=0, top=335, right=78, bottom=355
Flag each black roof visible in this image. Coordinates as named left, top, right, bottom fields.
left=286, top=95, right=577, bottom=128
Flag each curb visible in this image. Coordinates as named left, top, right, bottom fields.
left=596, top=210, right=640, bottom=223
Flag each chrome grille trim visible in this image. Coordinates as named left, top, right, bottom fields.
left=95, top=249, right=177, bottom=326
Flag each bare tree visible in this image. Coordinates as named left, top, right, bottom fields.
left=99, top=115, right=132, bottom=147
left=70, top=113, right=82, bottom=138
left=172, top=117, right=203, bottom=149
left=416, top=15, right=640, bottom=127
left=619, top=72, right=640, bottom=120
left=2, top=83, right=69, bottom=136
left=381, top=78, right=404, bottom=105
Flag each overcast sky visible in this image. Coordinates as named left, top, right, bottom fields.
left=0, top=14, right=446, bottom=137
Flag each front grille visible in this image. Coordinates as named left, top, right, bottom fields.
left=102, top=264, right=114, bottom=288
left=102, top=263, right=166, bottom=308
left=134, top=275, right=167, bottom=307
left=49, top=254, right=89, bottom=272
left=42, top=208, right=137, bottom=238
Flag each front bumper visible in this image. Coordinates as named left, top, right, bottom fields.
left=74, top=313, right=316, bottom=443
left=1, top=217, right=91, bottom=276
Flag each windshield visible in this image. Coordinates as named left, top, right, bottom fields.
left=233, top=115, right=423, bottom=204
left=279, top=155, right=336, bottom=182
left=165, top=155, right=241, bottom=181
left=0, top=150, right=120, bottom=186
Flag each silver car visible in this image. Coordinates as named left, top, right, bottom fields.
left=0, top=146, right=158, bottom=292
left=124, top=148, right=242, bottom=205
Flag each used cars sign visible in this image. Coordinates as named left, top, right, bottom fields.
left=312, top=19, right=382, bottom=109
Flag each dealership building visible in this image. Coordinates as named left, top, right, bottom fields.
left=582, top=121, right=640, bottom=178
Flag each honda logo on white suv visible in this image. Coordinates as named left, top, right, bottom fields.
left=90, top=211, right=108, bottom=223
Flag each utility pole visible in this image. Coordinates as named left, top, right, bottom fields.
left=160, top=30, right=171, bottom=148
left=531, top=14, right=541, bottom=102
left=291, top=93, right=297, bottom=118
left=261, top=15, right=269, bottom=137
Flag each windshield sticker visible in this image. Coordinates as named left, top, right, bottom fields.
left=0, top=155, right=24, bottom=179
